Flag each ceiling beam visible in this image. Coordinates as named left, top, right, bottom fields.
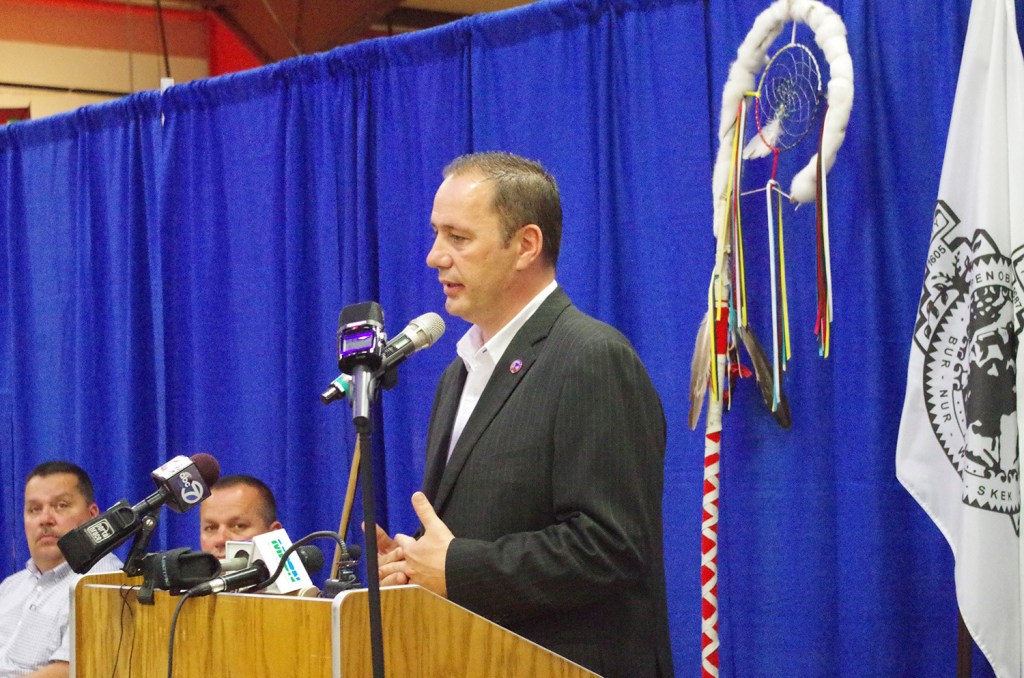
left=208, top=0, right=405, bottom=63
left=379, top=7, right=467, bottom=31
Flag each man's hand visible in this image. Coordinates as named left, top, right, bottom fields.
left=369, top=522, right=410, bottom=586
left=379, top=492, right=454, bottom=597
left=27, top=661, right=69, bottom=678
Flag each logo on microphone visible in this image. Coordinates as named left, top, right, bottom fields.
left=272, top=539, right=302, bottom=583
left=178, top=471, right=206, bottom=505
left=84, top=519, right=116, bottom=545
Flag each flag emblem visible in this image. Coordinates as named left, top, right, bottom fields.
left=914, top=200, right=1020, bottom=523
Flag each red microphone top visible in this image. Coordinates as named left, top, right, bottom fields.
left=190, top=453, right=221, bottom=486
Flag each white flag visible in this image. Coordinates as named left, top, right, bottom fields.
left=896, top=0, right=1024, bottom=676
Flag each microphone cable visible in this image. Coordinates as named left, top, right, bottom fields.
left=166, top=589, right=195, bottom=678
left=253, top=530, right=348, bottom=590
left=165, top=530, right=354, bottom=677
left=110, top=582, right=138, bottom=678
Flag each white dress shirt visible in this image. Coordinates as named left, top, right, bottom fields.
left=0, top=551, right=122, bottom=677
left=448, top=279, right=558, bottom=460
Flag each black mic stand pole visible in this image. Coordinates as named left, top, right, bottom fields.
left=122, top=507, right=161, bottom=577
left=349, top=364, right=386, bottom=678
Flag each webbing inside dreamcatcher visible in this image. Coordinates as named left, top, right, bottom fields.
left=729, top=25, right=831, bottom=414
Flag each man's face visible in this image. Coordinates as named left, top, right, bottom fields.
left=200, top=485, right=280, bottom=558
left=427, top=171, right=523, bottom=340
left=24, top=473, right=99, bottom=573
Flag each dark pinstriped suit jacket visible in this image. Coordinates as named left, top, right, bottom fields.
left=421, top=287, right=673, bottom=678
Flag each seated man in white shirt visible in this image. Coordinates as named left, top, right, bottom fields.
left=199, top=475, right=282, bottom=559
left=0, top=461, right=123, bottom=678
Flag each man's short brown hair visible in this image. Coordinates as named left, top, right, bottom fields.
left=212, top=474, right=277, bottom=524
left=443, top=151, right=562, bottom=268
left=26, top=461, right=95, bottom=504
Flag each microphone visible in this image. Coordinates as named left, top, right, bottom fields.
left=218, top=555, right=251, bottom=572
left=187, top=544, right=325, bottom=597
left=137, top=548, right=221, bottom=604
left=222, top=540, right=253, bottom=567
left=379, top=312, right=446, bottom=374
left=57, top=454, right=220, bottom=574
left=321, top=312, right=445, bottom=403
left=218, top=544, right=322, bottom=574
left=335, top=302, right=387, bottom=427
left=337, top=302, right=386, bottom=373
left=320, top=373, right=353, bottom=405
left=295, top=544, right=325, bottom=575
left=139, top=453, right=221, bottom=514
left=188, top=560, right=270, bottom=597
left=319, top=543, right=362, bottom=599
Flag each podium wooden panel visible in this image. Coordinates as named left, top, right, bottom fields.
left=332, top=586, right=598, bottom=677
left=72, top=572, right=334, bottom=677
left=73, top=574, right=598, bottom=677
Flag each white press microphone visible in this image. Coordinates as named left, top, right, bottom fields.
left=189, top=532, right=324, bottom=597
left=246, top=529, right=314, bottom=595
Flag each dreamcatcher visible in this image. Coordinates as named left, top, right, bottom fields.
left=688, top=1, right=853, bottom=675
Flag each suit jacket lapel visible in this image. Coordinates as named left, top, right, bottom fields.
left=422, top=363, right=465, bottom=503
left=432, top=287, right=572, bottom=512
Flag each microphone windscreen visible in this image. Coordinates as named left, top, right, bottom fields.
left=190, top=453, right=221, bottom=486
left=411, top=312, right=445, bottom=348
left=345, top=543, right=362, bottom=560
left=339, top=302, right=384, bottom=327
left=297, top=545, right=325, bottom=575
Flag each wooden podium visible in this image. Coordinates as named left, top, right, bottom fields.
left=72, top=573, right=599, bottom=677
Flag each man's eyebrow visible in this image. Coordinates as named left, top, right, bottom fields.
left=25, top=492, right=75, bottom=504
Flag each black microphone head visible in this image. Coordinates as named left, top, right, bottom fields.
left=190, top=453, right=221, bottom=486
left=142, top=548, right=221, bottom=593
left=339, top=302, right=384, bottom=327
left=57, top=500, right=139, bottom=574
left=297, top=544, right=325, bottom=575
left=345, top=543, right=362, bottom=560
left=337, top=302, right=386, bottom=372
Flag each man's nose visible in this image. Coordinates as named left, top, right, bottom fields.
left=426, top=239, right=448, bottom=269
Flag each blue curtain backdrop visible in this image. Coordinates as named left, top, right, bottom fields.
left=0, top=0, right=1003, bottom=674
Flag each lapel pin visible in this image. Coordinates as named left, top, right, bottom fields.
left=510, top=359, right=523, bottom=374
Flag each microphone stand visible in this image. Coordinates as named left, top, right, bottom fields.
left=123, top=508, right=162, bottom=604
left=337, top=363, right=386, bottom=678
left=122, top=508, right=161, bottom=577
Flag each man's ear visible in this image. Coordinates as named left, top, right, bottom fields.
left=515, top=224, right=544, bottom=269
left=88, top=503, right=100, bottom=519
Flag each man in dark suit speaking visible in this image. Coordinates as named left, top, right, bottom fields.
left=376, top=152, right=673, bottom=677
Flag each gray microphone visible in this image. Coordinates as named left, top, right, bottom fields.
left=380, top=312, right=446, bottom=373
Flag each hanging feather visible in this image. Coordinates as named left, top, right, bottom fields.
left=689, top=311, right=712, bottom=430
left=743, top=114, right=781, bottom=159
left=736, top=322, right=792, bottom=429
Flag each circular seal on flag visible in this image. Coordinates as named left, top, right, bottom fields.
left=914, top=200, right=1020, bottom=517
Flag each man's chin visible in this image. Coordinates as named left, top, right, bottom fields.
left=30, top=543, right=65, bottom=569
left=444, top=298, right=467, bottom=320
